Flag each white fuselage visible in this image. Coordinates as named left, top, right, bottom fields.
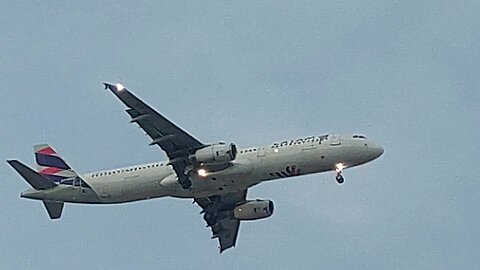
left=21, top=134, right=383, bottom=204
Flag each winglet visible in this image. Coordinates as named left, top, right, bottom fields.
left=103, top=82, right=125, bottom=92
left=103, top=82, right=112, bottom=90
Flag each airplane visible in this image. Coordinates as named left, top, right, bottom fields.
left=7, top=83, right=384, bottom=253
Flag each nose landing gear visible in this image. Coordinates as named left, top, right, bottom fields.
left=335, top=174, right=344, bottom=184
left=335, top=163, right=346, bottom=185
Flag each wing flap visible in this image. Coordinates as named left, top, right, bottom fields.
left=216, top=217, right=240, bottom=253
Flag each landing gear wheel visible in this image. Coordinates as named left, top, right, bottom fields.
left=180, top=179, right=192, bottom=189
left=335, top=174, right=344, bottom=184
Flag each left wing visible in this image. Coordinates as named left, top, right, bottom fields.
left=104, top=83, right=205, bottom=188
left=195, top=190, right=247, bottom=253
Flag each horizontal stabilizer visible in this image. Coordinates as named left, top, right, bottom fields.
left=7, top=160, right=56, bottom=190
left=43, top=201, right=64, bottom=219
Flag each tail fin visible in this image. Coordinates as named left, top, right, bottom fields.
left=34, top=144, right=78, bottom=183
left=7, top=160, right=64, bottom=219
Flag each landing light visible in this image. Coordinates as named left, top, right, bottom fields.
left=198, top=169, right=208, bottom=177
left=335, top=163, right=346, bottom=173
left=115, top=83, right=125, bottom=91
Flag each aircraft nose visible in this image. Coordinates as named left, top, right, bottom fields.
left=376, top=145, right=384, bottom=157
left=371, top=144, right=384, bottom=159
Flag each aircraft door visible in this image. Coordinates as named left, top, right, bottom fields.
left=330, top=135, right=341, bottom=146
left=257, top=146, right=266, bottom=157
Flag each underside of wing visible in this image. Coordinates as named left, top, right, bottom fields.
left=104, top=83, right=205, bottom=188
left=195, top=190, right=247, bottom=253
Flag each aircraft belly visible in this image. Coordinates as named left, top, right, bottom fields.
left=171, top=177, right=248, bottom=198
left=21, top=185, right=103, bottom=204
left=250, top=150, right=303, bottom=181
left=254, top=145, right=341, bottom=181
left=295, top=147, right=335, bottom=174
left=169, top=161, right=254, bottom=198
left=86, top=173, right=171, bottom=203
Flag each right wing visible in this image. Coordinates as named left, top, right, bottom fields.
left=195, top=190, right=247, bottom=253
left=104, top=83, right=205, bottom=188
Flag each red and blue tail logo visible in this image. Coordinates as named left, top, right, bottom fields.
left=34, top=144, right=77, bottom=183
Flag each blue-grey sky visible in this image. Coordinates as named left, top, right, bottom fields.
left=1, top=1, right=479, bottom=269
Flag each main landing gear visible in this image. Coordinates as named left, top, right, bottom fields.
left=179, top=177, right=192, bottom=189
left=182, top=180, right=192, bottom=189
left=335, top=163, right=346, bottom=185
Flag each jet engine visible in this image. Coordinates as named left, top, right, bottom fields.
left=191, top=143, right=237, bottom=164
left=233, top=200, right=274, bottom=221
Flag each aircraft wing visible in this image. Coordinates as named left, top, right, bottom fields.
left=104, top=83, right=205, bottom=187
left=195, top=190, right=247, bottom=253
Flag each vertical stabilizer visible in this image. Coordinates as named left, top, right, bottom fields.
left=34, top=144, right=77, bottom=183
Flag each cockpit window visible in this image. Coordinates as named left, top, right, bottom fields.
left=353, top=135, right=367, bottom=139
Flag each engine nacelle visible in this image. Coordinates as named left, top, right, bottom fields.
left=233, top=200, right=274, bottom=221
left=192, top=143, right=237, bottom=164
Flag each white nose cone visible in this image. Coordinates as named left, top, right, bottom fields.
left=115, top=83, right=125, bottom=91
